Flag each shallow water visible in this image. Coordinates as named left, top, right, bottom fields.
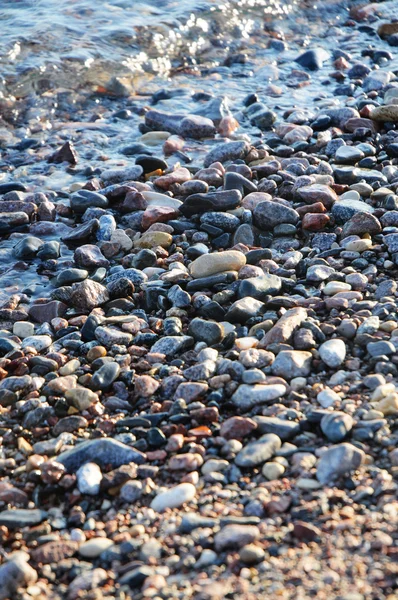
left=0, top=0, right=297, bottom=97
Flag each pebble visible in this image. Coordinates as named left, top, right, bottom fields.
left=319, top=339, right=346, bottom=368
left=21, top=335, right=52, bottom=352
left=214, top=524, right=260, bottom=551
left=189, top=250, right=246, bottom=278
left=0, top=509, right=48, bottom=528
left=254, top=416, right=300, bottom=440
left=150, top=483, right=196, bottom=512
left=254, top=200, right=299, bottom=230
left=232, top=383, right=286, bottom=411
left=0, top=553, right=38, bottom=600
left=262, top=461, right=285, bottom=480
left=79, top=538, right=114, bottom=558
left=76, top=462, right=103, bottom=495
left=316, top=443, right=364, bottom=484
left=272, top=350, right=312, bottom=379
left=57, top=438, right=146, bottom=472
left=235, top=433, right=282, bottom=467
left=320, top=412, right=354, bottom=442
left=317, top=387, right=340, bottom=408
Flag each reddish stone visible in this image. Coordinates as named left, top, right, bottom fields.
left=135, top=375, right=160, bottom=397
left=70, top=280, right=109, bottom=311
left=188, top=425, right=212, bottom=438
left=296, top=202, right=326, bottom=216
left=325, top=297, right=349, bottom=311
left=220, top=416, right=257, bottom=440
left=302, top=213, right=330, bottom=231
left=344, top=117, right=378, bottom=134
left=40, top=461, right=66, bottom=484
left=259, top=307, right=307, bottom=347
left=331, top=184, right=349, bottom=195
left=195, top=167, right=224, bottom=187
left=0, top=487, right=29, bottom=506
left=142, top=206, right=179, bottom=230
left=122, top=190, right=147, bottom=212
left=190, top=406, right=219, bottom=424
left=297, top=184, right=337, bottom=209
left=147, top=450, right=167, bottom=461
left=29, top=301, right=68, bottom=324
left=293, top=521, right=321, bottom=541
left=163, top=135, right=185, bottom=155
left=49, top=141, right=78, bottom=164
left=218, top=116, right=239, bottom=137
left=155, top=167, right=191, bottom=190
left=360, top=104, right=377, bottom=118
left=32, top=541, right=78, bottom=564
left=334, top=57, right=349, bottom=70
left=168, top=453, right=203, bottom=471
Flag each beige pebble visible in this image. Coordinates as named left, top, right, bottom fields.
left=189, top=250, right=246, bottom=279
left=372, top=383, right=396, bottom=402
left=262, top=462, right=285, bottom=480
left=60, top=359, right=81, bottom=376
left=377, top=393, right=398, bottom=416
left=344, top=239, right=372, bottom=253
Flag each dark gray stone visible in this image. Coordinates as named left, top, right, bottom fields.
left=57, top=438, right=146, bottom=472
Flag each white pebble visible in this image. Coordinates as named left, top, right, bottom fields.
left=150, top=483, right=196, bottom=512
left=317, top=387, right=340, bottom=408
left=319, top=338, right=346, bottom=368
left=76, top=462, right=102, bottom=496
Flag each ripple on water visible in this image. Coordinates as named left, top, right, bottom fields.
left=0, top=0, right=297, bottom=96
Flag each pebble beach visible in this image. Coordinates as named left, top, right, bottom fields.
left=2, top=0, right=398, bottom=598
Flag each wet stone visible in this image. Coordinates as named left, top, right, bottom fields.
left=13, top=236, right=44, bottom=259
left=90, top=362, right=121, bottom=391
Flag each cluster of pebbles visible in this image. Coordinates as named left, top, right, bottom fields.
left=2, top=2, right=398, bottom=599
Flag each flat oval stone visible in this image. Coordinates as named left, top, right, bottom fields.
left=214, top=524, right=260, bottom=551
left=232, top=384, right=286, bottom=411
left=134, top=231, right=173, bottom=248
left=238, top=274, right=282, bottom=299
left=0, top=509, right=47, bottom=528
left=150, top=482, right=196, bottom=512
left=56, top=438, right=146, bottom=472
left=79, top=538, right=114, bottom=558
left=370, top=104, right=398, bottom=122
left=90, top=362, right=121, bottom=391
left=22, top=335, right=52, bottom=352
left=189, top=250, right=246, bottom=279
left=235, top=433, right=282, bottom=467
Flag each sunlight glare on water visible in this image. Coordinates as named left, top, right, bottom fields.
left=0, top=0, right=296, bottom=96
